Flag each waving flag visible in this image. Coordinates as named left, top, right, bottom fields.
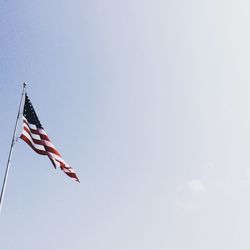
left=20, top=94, right=79, bottom=182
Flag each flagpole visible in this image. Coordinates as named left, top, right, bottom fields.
left=0, top=83, right=26, bottom=213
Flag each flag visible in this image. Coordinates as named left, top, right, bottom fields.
left=20, top=94, right=79, bottom=182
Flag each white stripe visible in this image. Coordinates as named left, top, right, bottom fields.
left=62, top=167, right=76, bottom=174
left=48, top=155, right=76, bottom=174
left=48, top=152, right=66, bottom=165
left=42, top=140, right=56, bottom=149
left=23, top=123, right=41, bottom=140
left=59, top=163, right=76, bottom=173
left=23, top=124, right=55, bottom=148
left=21, top=131, right=46, bottom=151
left=23, top=117, right=37, bottom=130
left=23, top=117, right=78, bottom=180
left=38, top=129, right=48, bottom=136
left=23, top=120, right=64, bottom=158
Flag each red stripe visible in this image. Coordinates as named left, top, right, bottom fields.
left=20, top=134, right=48, bottom=155
left=40, top=133, right=51, bottom=142
left=44, top=145, right=61, bottom=157
left=23, top=127, right=61, bottom=159
left=23, top=126, right=61, bottom=156
left=23, top=127, right=44, bottom=145
left=51, top=158, right=65, bottom=169
left=64, top=172, right=79, bottom=181
left=23, top=120, right=51, bottom=142
left=60, top=165, right=79, bottom=181
left=23, top=120, right=40, bottom=135
left=22, top=118, right=80, bottom=182
left=52, top=158, right=79, bottom=182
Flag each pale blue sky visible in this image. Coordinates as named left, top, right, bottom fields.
left=1, top=1, right=250, bottom=249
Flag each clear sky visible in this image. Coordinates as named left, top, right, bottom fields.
left=1, top=0, right=250, bottom=249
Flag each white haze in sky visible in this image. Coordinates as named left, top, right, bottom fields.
left=1, top=0, right=250, bottom=249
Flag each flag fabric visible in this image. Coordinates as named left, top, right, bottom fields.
left=20, top=94, right=79, bottom=182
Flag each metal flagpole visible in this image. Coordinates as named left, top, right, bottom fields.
left=0, top=83, right=26, bottom=213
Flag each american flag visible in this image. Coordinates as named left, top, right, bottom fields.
left=20, top=94, right=79, bottom=182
